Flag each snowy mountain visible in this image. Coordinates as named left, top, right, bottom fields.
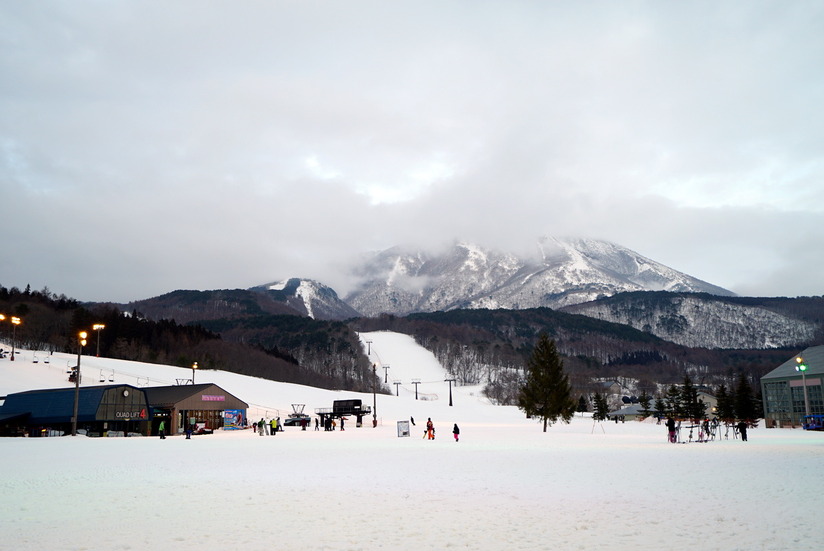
left=562, top=292, right=821, bottom=349
left=344, top=237, right=734, bottom=317
left=251, top=278, right=360, bottom=320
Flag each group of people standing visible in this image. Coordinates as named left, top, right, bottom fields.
left=666, top=416, right=750, bottom=443
left=253, top=417, right=281, bottom=435
left=419, top=417, right=461, bottom=442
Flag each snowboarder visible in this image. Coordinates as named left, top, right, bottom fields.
left=270, top=418, right=277, bottom=435
left=452, top=423, right=460, bottom=442
left=426, top=418, right=435, bottom=440
left=258, top=418, right=266, bottom=436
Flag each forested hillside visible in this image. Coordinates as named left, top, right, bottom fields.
left=4, top=284, right=801, bottom=407
left=0, top=285, right=378, bottom=392
left=352, top=308, right=792, bottom=405
left=562, top=291, right=824, bottom=349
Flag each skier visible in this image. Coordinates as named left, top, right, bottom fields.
left=258, top=418, right=266, bottom=436
left=426, top=418, right=435, bottom=440
left=158, top=420, right=166, bottom=440
left=270, top=417, right=277, bottom=435
left=452, top=423, right=460, bottom=443
left=736, top=420, right=749, bottom=441
left=666, top=416, right=677, bottom=443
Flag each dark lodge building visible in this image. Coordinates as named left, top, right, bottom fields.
left=143, top=383, right=248, bottom=436
left=0, top=383, right=248, bottom=437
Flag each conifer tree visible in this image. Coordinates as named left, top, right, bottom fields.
left=517, top=333, right=576, bottom=431
left=593, top=392, right=610, bottom=421
left=665, top=384, right=682, bottom=417
left=577, top=395, right=588, bottom=415
left=715, top=384, right=735, bottom=422
left=734, top=373, right=758, bottom=421
left=654, top=396, right=667, bottom=418
left=639, top=390, right=652, bottom=418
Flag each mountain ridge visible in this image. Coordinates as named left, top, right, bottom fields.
left=344, top=237, right=734, bottom=317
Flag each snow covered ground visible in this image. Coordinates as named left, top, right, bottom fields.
left=1, top=331, right=821, bottom=550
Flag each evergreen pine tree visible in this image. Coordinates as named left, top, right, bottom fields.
left=715, top=383, right=735, bottom=422
left=517, top=333, right=576, bottom=431
left=680, top=375, right=701, bottom=421
left=654, top=397, right=666, bottom=418
left=734, top=373, right=758, bottom=421
left=639, top=390, right=652, bottom=418
left=593, top=392, right=610, bottom=421
left=665, top=385, right=682, bottom=417
left=577, top=395, right=588, bottom=415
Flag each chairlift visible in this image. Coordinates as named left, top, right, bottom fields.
left=108, top=370, right=115, bottom=382
left=33, top=354, right=39, bottom=364
left=99, top=370, right=105, bottom=383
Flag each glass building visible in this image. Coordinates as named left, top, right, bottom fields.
left=761, top=345, right=824, bottom=427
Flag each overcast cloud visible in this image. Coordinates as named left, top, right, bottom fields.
left=2, top=1, right=822, bottom=303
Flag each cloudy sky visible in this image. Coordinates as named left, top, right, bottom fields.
left=2, top=1, right=822, bottom=303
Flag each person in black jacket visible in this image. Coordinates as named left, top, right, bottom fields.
left=666, top=417, right=677, bottom=443
left=736, top=420, right=748, bottom=441
left=452, top=423, right=460, bottom=443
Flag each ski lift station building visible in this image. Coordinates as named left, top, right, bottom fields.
left=0, top=383, right=248, bottom=437
left=761, top=345, right=824, bottom=427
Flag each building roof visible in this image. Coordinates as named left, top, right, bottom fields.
left=761, top=345, right=824, bottom=381
left=608, top=404, right=648, bottom=417
left=0, top=384, right=145, bottom=424
left=143, top=383, right=248, bottom=409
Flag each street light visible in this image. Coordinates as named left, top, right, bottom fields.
left=796, top=356, right=810, bottom=418
left=71, top=331, right=88, bottom=436
left=192, top=361, right=198, bottom=384
left=93, top=324, right=105, bottom=357
left=10, top=316, right=21, bottom=361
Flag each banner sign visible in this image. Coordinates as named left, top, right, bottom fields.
left=202, top=395, right=225, bottom=402
left=224, top=409, right=244, bottom=430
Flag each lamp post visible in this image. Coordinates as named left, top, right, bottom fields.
left=71, top=331, right=88, bottom=436
left=796, top=356, right=810, bottom=419
left=372, top=363, right=377, bottom=428
left=10, top=316, right=21, bottom=361
left=93, top=324, right=105, bottom=357
left=192, top=361, right=198, bottom=384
